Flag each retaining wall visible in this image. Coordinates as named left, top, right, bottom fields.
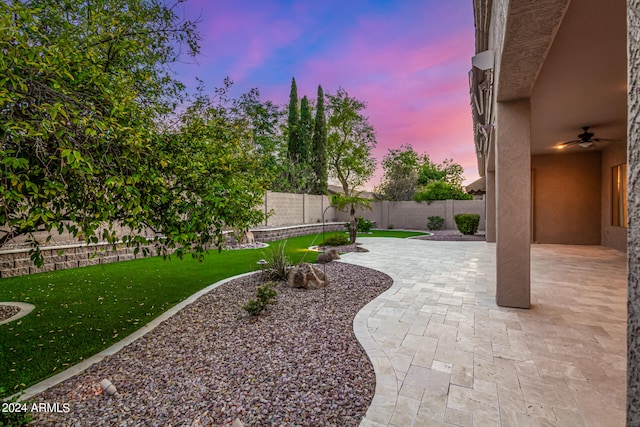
left=0, top=243, right=153, bottom=278
left=251, top=222, right=345, bottom=242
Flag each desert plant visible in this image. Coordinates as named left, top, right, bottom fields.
left=321, top=233, right=350, bottom=247
left=357, top=216, right=374, bottom=233
left=260, top=242, right=291, bottom=281
left=427, top=215, right=445, bottom=230
left=454, top=214, right=480, bottom=235
left=243, top=282, right=278, bottom=316
left=331, top=193, right=372, bottom=243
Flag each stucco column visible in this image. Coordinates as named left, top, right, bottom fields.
left=495, top=99, right=531, bottom=308
left=627, top=0, right=640, bottom=424
left=485, top=170, right=496, bottom=242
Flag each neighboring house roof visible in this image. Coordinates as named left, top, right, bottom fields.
left=466, top=176, right=486, bottom=195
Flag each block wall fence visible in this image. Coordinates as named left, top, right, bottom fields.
left=0, top=191, right=485, bottom=278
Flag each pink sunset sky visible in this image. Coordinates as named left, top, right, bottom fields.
left=173, top=0, right=479, bottom=188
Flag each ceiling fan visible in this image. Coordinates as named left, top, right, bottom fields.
left=556, top=126, right=617, bottom=150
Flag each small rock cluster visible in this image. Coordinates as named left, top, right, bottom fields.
left=287, top=263, right=328, bottom=289
left=317, top=248, right=340, bottom=264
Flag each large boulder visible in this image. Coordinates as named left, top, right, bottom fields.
left=317, top=248, right=340, bottom=264
left=288, top=263, right=328, bottom=289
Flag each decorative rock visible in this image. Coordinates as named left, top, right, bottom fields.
left=240, top=231, right=255, bottom=245
left=317, top=248, right=340, bottom=264
left=232, top=419, right=245, bottom=427
left=287, top=263, right=328, bottom=289
left=99, top=379, right=117, bottom=396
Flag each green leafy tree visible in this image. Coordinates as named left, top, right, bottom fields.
left=326, top=88, right=377, bottom=196
left=375, top=144, right=422, bottom=201
left=418, top=158, right=464, bottom=188
left=232, top=87, right=286, bottom=189
left=311, top=85, right=328, bottom=195
left=414, top=180, right=472, bottom=203
left=414, top=157, right=470, bottom=202
left=0, top=0, right=269, bottom=263
left=153, top=81, right=271, bottom=256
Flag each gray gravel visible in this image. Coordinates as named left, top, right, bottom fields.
left=31, top=262, right=392, bottom=426
left=413, top=230, right=486, bottom=241
left=0, top=304, right=20, bottom=322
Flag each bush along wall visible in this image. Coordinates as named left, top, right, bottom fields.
left=427, top=216, right=444, bottom=230
left=454, top=214, right=480, bottom=235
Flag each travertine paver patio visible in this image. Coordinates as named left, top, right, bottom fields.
left=342, top=238, right=627, bottom=427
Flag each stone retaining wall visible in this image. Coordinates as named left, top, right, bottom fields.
left=0, top=243, right=153, bottom=279
left=251, top=222, right=345, bottom=242
left=0, top=223, right=347, bottom=279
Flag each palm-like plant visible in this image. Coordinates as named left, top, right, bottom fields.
left=330, top=193, right=372, bottom=243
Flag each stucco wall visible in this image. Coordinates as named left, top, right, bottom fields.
left=627, top=0, right=640, bottom=424
left=601, top=143, right=628, bottom=251
left=531, top=152, right=602, bottom=245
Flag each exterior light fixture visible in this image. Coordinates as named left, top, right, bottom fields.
left=99, top=379, right=117, bottom=396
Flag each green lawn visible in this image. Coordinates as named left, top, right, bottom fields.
left=0, top=230, right=419, bottom=396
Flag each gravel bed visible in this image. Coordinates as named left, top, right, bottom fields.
left=31, top=262, right=392, bottom=426
left=0, top=304, right=21, bottom=322
left=315, top=243, right=365, bottom=254
left=413, top=230, right=486, bottom=241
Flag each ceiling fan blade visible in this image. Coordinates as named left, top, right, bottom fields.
left=592, top=138, right=621, bottom=143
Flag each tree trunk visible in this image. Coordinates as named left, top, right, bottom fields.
left=349, top=205, right=357, bottom=243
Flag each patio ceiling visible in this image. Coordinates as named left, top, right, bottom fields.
left=529, top=0, right=628, bottom=155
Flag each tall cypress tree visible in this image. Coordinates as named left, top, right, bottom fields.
left=287, top=77, right=300, bottom=163
left=311, top=85, right=328, bottom=195
left=299, top=95, right=313, bottom=163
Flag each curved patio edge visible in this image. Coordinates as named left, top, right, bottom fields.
left=353, top=289, right=400, bottom=426
left=348, top=261, right=402, bottom=427
left=0, top=302, right=36, bottom=326
left=11, top=272, right=258, bottom=402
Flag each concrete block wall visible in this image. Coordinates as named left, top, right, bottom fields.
left=336, top=199, right=486, bottom=231
left=261, top=192, right=337, bottom=226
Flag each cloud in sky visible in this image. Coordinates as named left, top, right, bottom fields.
left=173, top=0, right=479, bottom=187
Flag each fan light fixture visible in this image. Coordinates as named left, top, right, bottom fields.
left=555, top=126, right=615, bottom=150
left=578, top=141, right=594, bottom=148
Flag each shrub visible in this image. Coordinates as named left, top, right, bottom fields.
left=0, top=388, right=32, bottom=426
left=322, top=233, right=350, bottom=247
left=454, top=214, right=480, bottom=235
left=357, top=216, right=373, bottom=233
left=260, top=242, right=291, bottom=281
left=344, top=217, right=373, bottom=233
left=388, top=224, right=394, bottom=229
left=427, top=215, right=444, bottom=230
left=243, top=282, right=278, bottom=316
